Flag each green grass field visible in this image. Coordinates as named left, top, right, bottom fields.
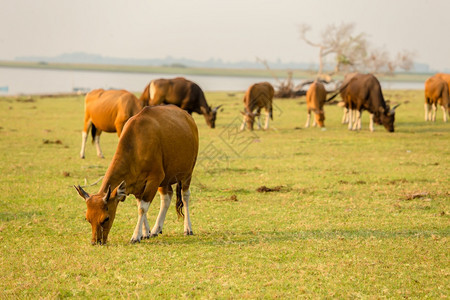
left=0, top=89, right=448, bottom=298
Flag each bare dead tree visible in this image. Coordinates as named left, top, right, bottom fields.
left=299, top=23, right=368, bottom=76
left=299, top=22, right=415, bottom=76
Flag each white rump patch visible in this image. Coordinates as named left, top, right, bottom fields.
left=149, top=81, right=156, bottom=100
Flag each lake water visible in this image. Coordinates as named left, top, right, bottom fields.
left=0, top=66, right=424, bottom=95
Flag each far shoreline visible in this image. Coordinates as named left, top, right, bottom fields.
left=0, top=60, right=433, bottom=83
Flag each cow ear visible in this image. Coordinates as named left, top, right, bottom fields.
left=112, top=181, right=127, bottom=202
left=74, top=185, right=89, bottom=201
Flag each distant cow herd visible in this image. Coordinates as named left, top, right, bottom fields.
left=75, top=73, right=449, bottom=245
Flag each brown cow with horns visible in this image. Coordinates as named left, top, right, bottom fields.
left=75, top=105, right=199, bottom=245
left=144, top=77, right=222, bottom=128
left=327, top=73, right=400, bottom=132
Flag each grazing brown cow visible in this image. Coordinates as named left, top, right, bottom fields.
left=424, top=75, right=449, bottom=122
left=327, top=73, right=400, bottom=132
left=80, top=88, right=150, bottom=159
left=145, top=77, right=221, bottom=128
left=75, top=105, right=199, bottom=245
left=240, top=82, right=274, bottom=131
left=305, top=81, right=326, bottom=128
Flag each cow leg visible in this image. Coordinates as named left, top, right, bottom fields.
left=347, top=109, right=353, bottom=130
left=130, top=199, right=151, bottom=243
left=150, top=186, right=173, bottom=237
left=353, top=110, right=361, bottom=130
left=94, top=132, right=104, bottom=158
left=369, top=113, right=375, bottom=132
left=424, top=103, right=430, bottom=121
left=357, top=111, right=362, bottom=130
left=264, top=111, right=270, bottom=130
left=181, top=188, right=193, bottom=235
left=305, top=110, right=311, bottom=128
left=432, top=104, right=437, bottom=122
left=342, top=107, right=349, bottom=124
left=80, top=118, right=92, bottom=159
left=239, top=115, right=246, bottom=131
left=442, top=105, right=448, bottom=122
left=130, top=180, right=160, bottom=243
left=256, top=108, right=262, bottom=130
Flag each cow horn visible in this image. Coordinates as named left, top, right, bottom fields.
left=213, top=105, right=223, bottom=112
left=103, top=185, right=111, bottom=204
left=390, top=104, right=401, bottom=114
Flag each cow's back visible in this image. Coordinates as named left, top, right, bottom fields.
left=85, top=89, right=142, bottom=132
left=150, top=77, right=191, bottom=107
left=345, top=74, right=385, bottom=111
left=245, top=82, right=274, bottom=109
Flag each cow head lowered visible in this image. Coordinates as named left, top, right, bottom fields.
left=376, top=104, right=400, bottom=132
left=74, top=181, right=126, bottom=245
left=241, top=110, right=260, bottom=130
left=202, top=105, right=222, bottom=128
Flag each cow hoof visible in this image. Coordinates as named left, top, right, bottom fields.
left=130, top=238, right=141, bottom=244
left=150, top=233, right=159, bottom=237
left=184, top=230, right=194, bottom=236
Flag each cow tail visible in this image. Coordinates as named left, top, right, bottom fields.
left=325, top=91, right=340, bottom=103
left=325, top=79, right=353, bottom=103
left=269, top=105, right=273, bottom=120
left=175, top=181, right=184, bottom=219
left=91, top=123, right=97, bottom=144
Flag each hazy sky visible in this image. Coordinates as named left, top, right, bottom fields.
left=1, top=0, right=449, bottom=70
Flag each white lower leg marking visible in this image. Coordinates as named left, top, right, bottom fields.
left=441, top=106, right=448, bottom=122
left=305, top=112, right=311, bottom=128
left=432, top=104, right=437, bottom=121
left=182, top=190, right=193, bottom=235
left=347, top=109, right=353, bottom=130
left=424, top=103, right=430, bottom=121
left=240, top=116, right=246, bottom=131
left=131, top=200, right=150, bottom=242
left=151, top=192, right=172, bottom=236
left=264, top=112, right=270, bottom=130
left=80, top=131, right=88, bottom=158
left=369, top=114, right=375, bottom=132
left=342, top=108, right=348, bottom=124
left=94, top=135, right=104, bottom=158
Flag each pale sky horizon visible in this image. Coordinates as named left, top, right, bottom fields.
left=1, top=0, right=449, bottom=71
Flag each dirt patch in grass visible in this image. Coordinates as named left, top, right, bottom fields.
left=404, top=192, right=429, bottom=200
left=43, top=139, right=63, bottom=145
left=256, top=185, right=291, bottom=193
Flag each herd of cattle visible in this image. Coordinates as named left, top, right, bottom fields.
left=74, top=73, right=449, bottom=245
